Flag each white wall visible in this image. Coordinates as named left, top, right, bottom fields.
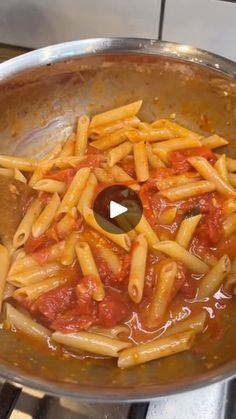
left=0, top=0, right=161, bottom=48
left=0, top=0, right=235, bottom=61
left=163, top=0, right=236, bottom=61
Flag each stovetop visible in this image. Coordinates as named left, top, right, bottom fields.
left=0, top=42, right=235, bottom=419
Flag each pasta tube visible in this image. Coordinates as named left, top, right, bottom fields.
left=89, top=100, right=142, bottom=128
left=61, top=232, right=79, bottom=266
left=130, top=214, right=159, bottom=247
left=75, top=242, right=105, bottom=301
left=33, top=179, right=66, bottom=194
left=89, top=116, right=140, bottom=140
left=118, top=331, right=195, bottom=368
left=188, top=156, right=236, bottom=197
left=32, top=193, right=60, bottom=238
left=5, top=303, right=52, bottom=343
left=176, top=214, right=202, bottom=249
left=13, top=197, right=44, bottom=248
left=57, top=167, right=90, bottom=215
left=214, top=154, right=229, bottom=182
left=60, top=133, right=75, bottom=157
left=107, top=141, right=132, bottom=167
left=164, top=311, right=207, bottom=337
left=75, top=115, right=90, bottom=156
left=84, top=208, right=131, bottom=251
left=128, top=234, right=148, bottom=303
left=8, top=263, right=60, bottom=287
left=77, top=172, right=97, bottom=215
left=147, top=260, right=177, bottom=327
left=98, top=247, right=121, bottom=274
left=13, top=276, right=67, bottom=300
left=127, top=128, right=176, bottom=142
left=52, top=331, right=132, bottom=357
left=0, top=245, right=10, bottom=311
left=201, top=134, right=228, bottom=149
left=0, top=155, right=37, bottom=171
left=153, top=241, right=208, bottom=274
left=133, top=142, right=149, bottom=182
left=159, top=181, right=216, bottom=202
left=198, top=255, right=231, bottom=298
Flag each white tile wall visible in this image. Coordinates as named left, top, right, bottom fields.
left=163, top=0, right=236, bottom=61
left=0, top=0, right=160, bottom=48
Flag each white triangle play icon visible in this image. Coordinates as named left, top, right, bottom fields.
left=110, top=200, right=128, bottom=219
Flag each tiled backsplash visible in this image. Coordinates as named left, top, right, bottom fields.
left=0, top=0, right=235, bottom=60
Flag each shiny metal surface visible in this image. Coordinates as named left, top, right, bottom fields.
left=0, top=38, right=235, bottom=401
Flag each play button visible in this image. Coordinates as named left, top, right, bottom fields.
left=110, top=201, right=128, bottom=219
left=93, top=185, right=143, bottom=234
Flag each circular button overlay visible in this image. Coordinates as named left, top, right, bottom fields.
left=93, top=185, right=143, bottom=234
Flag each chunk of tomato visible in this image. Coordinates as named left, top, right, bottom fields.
left=98, top=294, right=129, bottom=328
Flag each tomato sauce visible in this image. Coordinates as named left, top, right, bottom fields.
left=6, top=135, right=236, bottom=374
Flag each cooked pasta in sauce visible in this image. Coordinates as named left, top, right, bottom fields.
left=1, top=100, right=236, bottom=369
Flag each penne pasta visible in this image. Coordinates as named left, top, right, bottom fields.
left=60, top=133, right=75, bottom=157
left=214, top=154, right=229, bottom=182
left=131, top=214, right=159, bottom=247
left=94, top=167, right=114, bottom=183
left=176, top=214, right=202, bottom=249
left=156, top=172, right=200, bottom=191
left=153, top=241, right=209, bottom=274
left=151, top=119, right=202, bottom=139
left=7, top=263, right=61, bottom=287
left=188, top=156, right=236, bottom=197
left=33, top=179, right=66, bottom=194
left=152, top=137, right=201, bottom=153
left=90, top=127, right=131, bottom=151
left=61, top=232, right=80, bottom=266
left=110, top=165, right=139, bottom=190
left=0, top=245, right=10, bottom=311
left=118, top=331, right=195, bottom=368
left=77, top=172, right=97, bottom=215
left=13, top=276, right=67, bottom=300
left=201, top=134, right=229, bottom=149
left=223, top=156, right=236, bottom=173
left=107, top=141, right=133, bottom=167
left=5, top=303, right=52, bottom=343
left=3, top=283, right=15, bottom=300
left=146, top=143, right=165, bottom=168
left=0, top=155, right=37, bottom=171
left=32, top=193, right=60, bottom=238
left=89, top=325, right=129, bottom=339
left=52, top=331, right=132, bottom=357
left=75, top=115, right=90, bottom=156
left=198, top=254, right=231, bottom=298
left=89, top=116, right=140, bottom=140
left=75, top=242, right=105, bottom=301
left=147, top=260, right=177, bottom=327
left=164, top=311, right=207, bottom=337
left=89, top=100, right=142, bottom=128
left=127, top=128, right=176, bottom=143
left=98, top=247, right=121, bottom=274
left=14, top=169, right=27, bottom=183
left=57, top=168, right=90, bottom=215
left=228, top=173, right=236, bottom=188
left=159, top=207, right=177, bottom=225
left=133, top=142, right=149, bottom=182
left=128, top=234, right=148, bottom=303
left=56, top=207, right=77, bottom=238
left=84, top=208, right=131, bottom=251
left=223, top=213, right=236, bottom=237
left=159, top=180, right=216, bottom=202
left=13, top=197, right=44, bottom=248
left=224, top=198, right=236, bottom=215
left=0, top=168, right=14, bottom=177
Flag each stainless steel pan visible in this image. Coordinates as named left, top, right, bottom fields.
left=0, top=38, right=235, bottom=401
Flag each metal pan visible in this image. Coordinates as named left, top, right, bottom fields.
left=0, top=38, right=235, bottom=401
